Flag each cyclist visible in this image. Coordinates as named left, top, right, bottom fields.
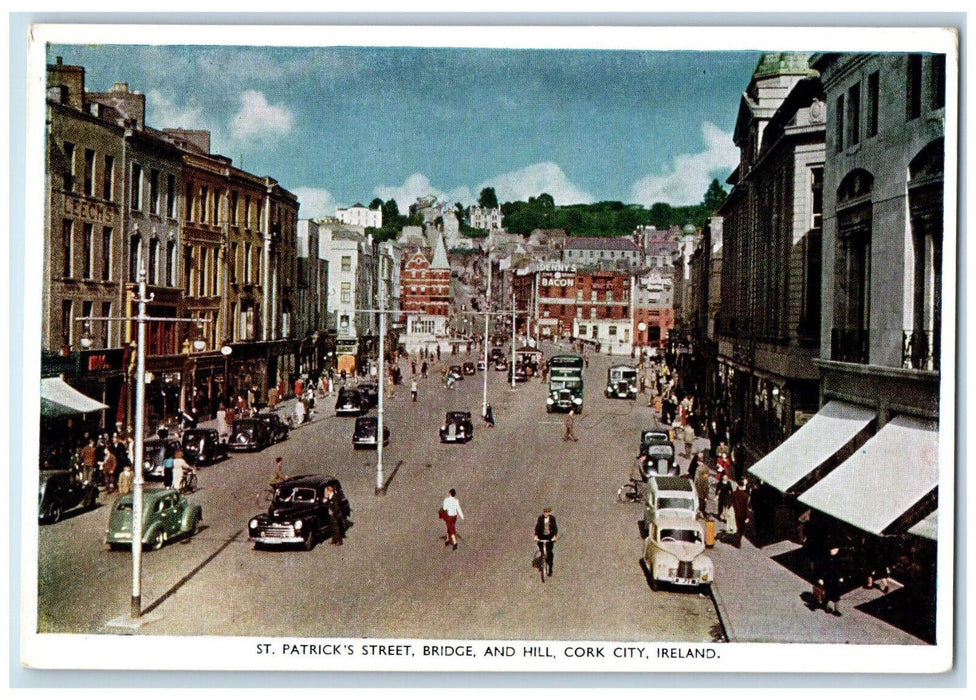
left=534, top=508, right=558, bottom=578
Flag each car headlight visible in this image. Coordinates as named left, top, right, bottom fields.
left=294, top=519, right=303, bottom=530
left=573, top=397, right=583, bottom=404
left=249, top=519, right=259, bottom=529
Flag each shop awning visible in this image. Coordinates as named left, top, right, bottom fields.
left=909, top=509, right=938, bottom=541
left=798, top=415, right=939, bottom=536
left=40, top=377, right=109, bottom=417
left=747, top=400, right=876, bottom=492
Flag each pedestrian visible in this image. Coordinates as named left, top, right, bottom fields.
left=440, top=488, right=464, bottom=550
left=682, top=422, right=696, bottom=456
left=421, top=361, right=428, bottom=378
left=216, top=404, right=229, bottom=441
left=484, top=404, right=495, bottom=428
left=101, top=450, right=118, bottom=493
left=411, top=379, right=418, bottom=402
left=534, top=507, right=558, bottom=577
left=293, top=396, right=306, bottom=426
left=818, top=546, right=846, bottom=616
left=688, top=450, right=705, bottom=480
left=563, top=413, right=579, bottom=442
left=270, top=456, right=286, bottom=487
left=117, top=463, right=133, bottom=496
left=162, top=449, right=175, bottom=488
left=324, top=485, right=346, bottom=546
left=716, top=472, right=734, bottom=536
left=694, top=464, right=710, bottom=517
left=79, top=440, right=97, bottom=484
left=173, top=449, right=190, bottom=493
left=412, top=360, right=417, bottom=375
left=730, top=478, right=751, bottom=548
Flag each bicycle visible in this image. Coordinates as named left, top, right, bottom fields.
left=178, top=467, right=198, bottom=494
left=535, top=537, right=555, bottom=582
left=616, top=477, right=645, bottom=503
left=256, top=485, right=275, bottom=508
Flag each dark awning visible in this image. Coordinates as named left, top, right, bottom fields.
left=40, top=377, right=108, bottom=417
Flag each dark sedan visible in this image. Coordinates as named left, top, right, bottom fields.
left=462, top=362, right=476, bottom=375
left=358, top=382, right=379, bottom=409
left=229, top=418, right=274, bottom=452
left=507, top=365, right=528, bottom=383
left=448, top=365, right=464, bottom=380
left=439, top=411, right=474, bottom=443
left=181, top=428, right=228, bottom=466
left=248, top=474, right=352, bottom=550
left=254, top=412, right=290, bottom=443
left=352, top=416, right=391, bottom=449
left=335, top=388, right=367, bottom=416
left=39, top=469, right=98, bottom=523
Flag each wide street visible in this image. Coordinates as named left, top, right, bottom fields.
left=36, top=344, right=722, bottom=642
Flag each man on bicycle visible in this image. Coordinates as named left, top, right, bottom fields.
left=534, top=508, right=558, bottom=578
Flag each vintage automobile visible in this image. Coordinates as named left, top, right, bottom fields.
left=642, top=515, right=713, bottom=591
left=640, top=442, right=678, bottom=478
left=462, top=361, right=477, bottom=375
left=143, top=437, right=183, bottom=479
left=254, top=412, right=290, bottom=443
left=640, top=476, right=698, bottom=536
left=439, top=411, right=474, bottom=443
left=38, top=468, right=98, bottom=523
left=352, top=416, right=391, bottom=449
left=489, top=347, right=505, bottom=362
left=605, top=365, right=638, bottom=399
left=476, top=359, right=486, bottom=371
left=335, top=387, right=367, bottom=417
left=448, top=365, right=464, bottom=380
left=640, top=428, right=673, bottom=453
left=507, top=364, right=528, bottom=383
left=229, top=418, right=275, bottom=452
left=358, top=382, right=379, bottom=409
left=105, top=488, right=203, bottom=551
left=248, top=474, right=352, bottom=550
left=493, top=358, right=509, bottom=371
left=181, top=428, right=229, bottom=466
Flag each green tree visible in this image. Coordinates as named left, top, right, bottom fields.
left=478, top=187, right=499, bottom=209
left=703, top=178, right=727, bottom=213
left=368, top=197, right=384, bottom=210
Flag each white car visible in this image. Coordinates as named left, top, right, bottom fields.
left=642, top=516, right=714, bottom=591
left=640, top=476, right=698, bottom=536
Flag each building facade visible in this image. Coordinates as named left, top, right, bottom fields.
left=336, top=203, right=381, bottom=229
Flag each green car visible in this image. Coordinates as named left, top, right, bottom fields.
left=105, top=488, right=203, bottom=551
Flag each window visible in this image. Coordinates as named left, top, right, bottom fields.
left=867, top=71, right=880, bottom=137
left=834, top=95, right=844, bottom=152
left=61, top=300, right=73, bottom=348
left=200, top=186, right=208, bottom=222
left=84, top=149, right=95, bottom=196
left=101, top=227, right=112, bottom=281
left=213, top=189, right=221, bottom=225
left=341, top=255, right=352, bottom=272
left=129, top=234, right=141, bottom=282
left=130, top=163, right=143, bottom=210
left=244, top=243, right=253, bottom=282
left=231, top=191, right=238, bottom=225
left=166, top=174, right=176, bottom=218
left=100, top=302, right=111, bottom=347
left=148, top=238, right=159, bottom=284
left=341, top=282, right=351, bottom=304
left=61, top=219, right=73, bottom=277
left=847, top=83, right=861, bottom=146
left=103, top=155, right=114, bottom=199
left=244, top=196, right=252, bottom=229
left=907, top=54, right=923, bottom=120
left=605, top=290, right=612, bottom=302
left=166, top=240, right=177, bottom=286
left=62, top=142, right=75, bottom=191
left=608, top=325, right=617, bottom=336
left=150, top=169, right=160, bottom=214
left=83, top=223, right=94, bottom=279
left=811, top=167, right=824, bottom=229
left=230, top=242, right=238, bottom=283
left=578, top=325, right=587, bottom=336
left=591, top=290, right=597, bottom=302
left=931, top=54, right=946, bottom=110
left=185, top=183, right=194, bottom=221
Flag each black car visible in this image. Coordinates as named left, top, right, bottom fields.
left=248, top=474, right=352, bottom=550
left=358, top=382, right=379, bottom=409
left=494, top=358, right=508, bottom=371
left=439, top=411, right=474, bottom=443
left=39, top=469, right=98, bottom=523
left=448, top=365, right=464, bottom=380
left=254, top=412, right=290, bottom=443
left=462, top=362, right=476, bottom=375
left=143, top=437, right=183, bottom=478
left=352, top=416, right=391, bottom=449
left=181, top=428, right=228, bottom=466
left=507, top=364, right=528, bottom=383
left=335, top=387, right=367, bottom=416
left=490, top=347, right=505, bottom=362
left=229, top=418, right=274, bottom=452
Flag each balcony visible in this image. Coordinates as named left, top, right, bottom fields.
left=902, top=329, right=940, bottom=372
left=830, top=327, right=869, bottom=364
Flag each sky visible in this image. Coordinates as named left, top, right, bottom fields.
left=47, top=42, right=761, bottom=218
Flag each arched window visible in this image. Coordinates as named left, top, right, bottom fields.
left=831, top=169, right=874, bottom=363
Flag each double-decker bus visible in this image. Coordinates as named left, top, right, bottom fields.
left=546, top=354, right=584, bottom=414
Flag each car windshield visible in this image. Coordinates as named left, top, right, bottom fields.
left=658, top=497, right=695, bottom=511
left=275, top=486, right=317, bottom=503
left=659, top=528, right=702, bottom=544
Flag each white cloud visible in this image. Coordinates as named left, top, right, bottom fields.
left=145, top=89, right=206, bottom=130
left=373, top=174, right=473, bottom=214
left=292, top=187, right=339, bottom=220
left=228, top=90, right=294, bottom=141
left=481, top=162, right=593, bottom=206
left=629, top=122, right=738, bottom=207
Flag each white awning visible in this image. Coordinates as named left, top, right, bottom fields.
left=909, top=509, right=938, bottom=541
left=40, top=377, right=109, bottom=417
left=799, top=415, right=939, bottom=536
left=747, top=400, right=876, bottom=492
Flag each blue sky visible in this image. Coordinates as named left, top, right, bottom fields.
left=48, top=43, right=760, bottom=218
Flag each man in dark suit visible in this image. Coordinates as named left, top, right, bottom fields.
left=534, top=508, right=558, bottom=577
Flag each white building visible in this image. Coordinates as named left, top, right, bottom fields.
left=336, top=203, right=381, bottom=229
left=468, top=205, right=503, bottom=231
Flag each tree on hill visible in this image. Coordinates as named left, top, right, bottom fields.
left=478, top=187, right=499, bottom=209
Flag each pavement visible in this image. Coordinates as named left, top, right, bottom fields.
left=182, top=349, right=927, bottom=646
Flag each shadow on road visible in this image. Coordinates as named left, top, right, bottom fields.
left=142, top=528, right=244, bottom=616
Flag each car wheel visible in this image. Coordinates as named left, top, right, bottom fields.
left=189, top=514, right=200, bottom=536
left=49, top=505, right=62, bottom=523
left=302, top=527, right=316, bottom=551
left=638, top=520, right=648, bottom=538
left=150, top=530, right=165, bottom=551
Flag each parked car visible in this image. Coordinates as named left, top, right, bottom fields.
left=439, top=411, right=474, bottom=443
left=248, top=474, right=351, bottom=550
left=507, top=364, right=528, bottom=383
left=335, top=387, right=367, bottom=416
left=641, top=443, right=677, bottom=479
left=642, top=515, right=713, bottom=591
left=105, top=488, right=203, bottom=551
left=38, top=468, right=98, bottom=523
left=640, top=476, right=698, bottom=536
left=143, top=437, right=183, bottom=478
left=181, top=428, right=228, bottom=466
left=640, top=429, right=673, bottom=453
left=352, top=416, right=391, bottom=449
left=229, top=418, right=274, bottom=452
left=358, top=382, right=379, bottom=409
left=254, top=412, right=290, bottom=443
left=462, top=361, right=476, bottom=375
left=490, top=347, right=505, bottom=362
left=448, top=365, right=464, bottom=380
